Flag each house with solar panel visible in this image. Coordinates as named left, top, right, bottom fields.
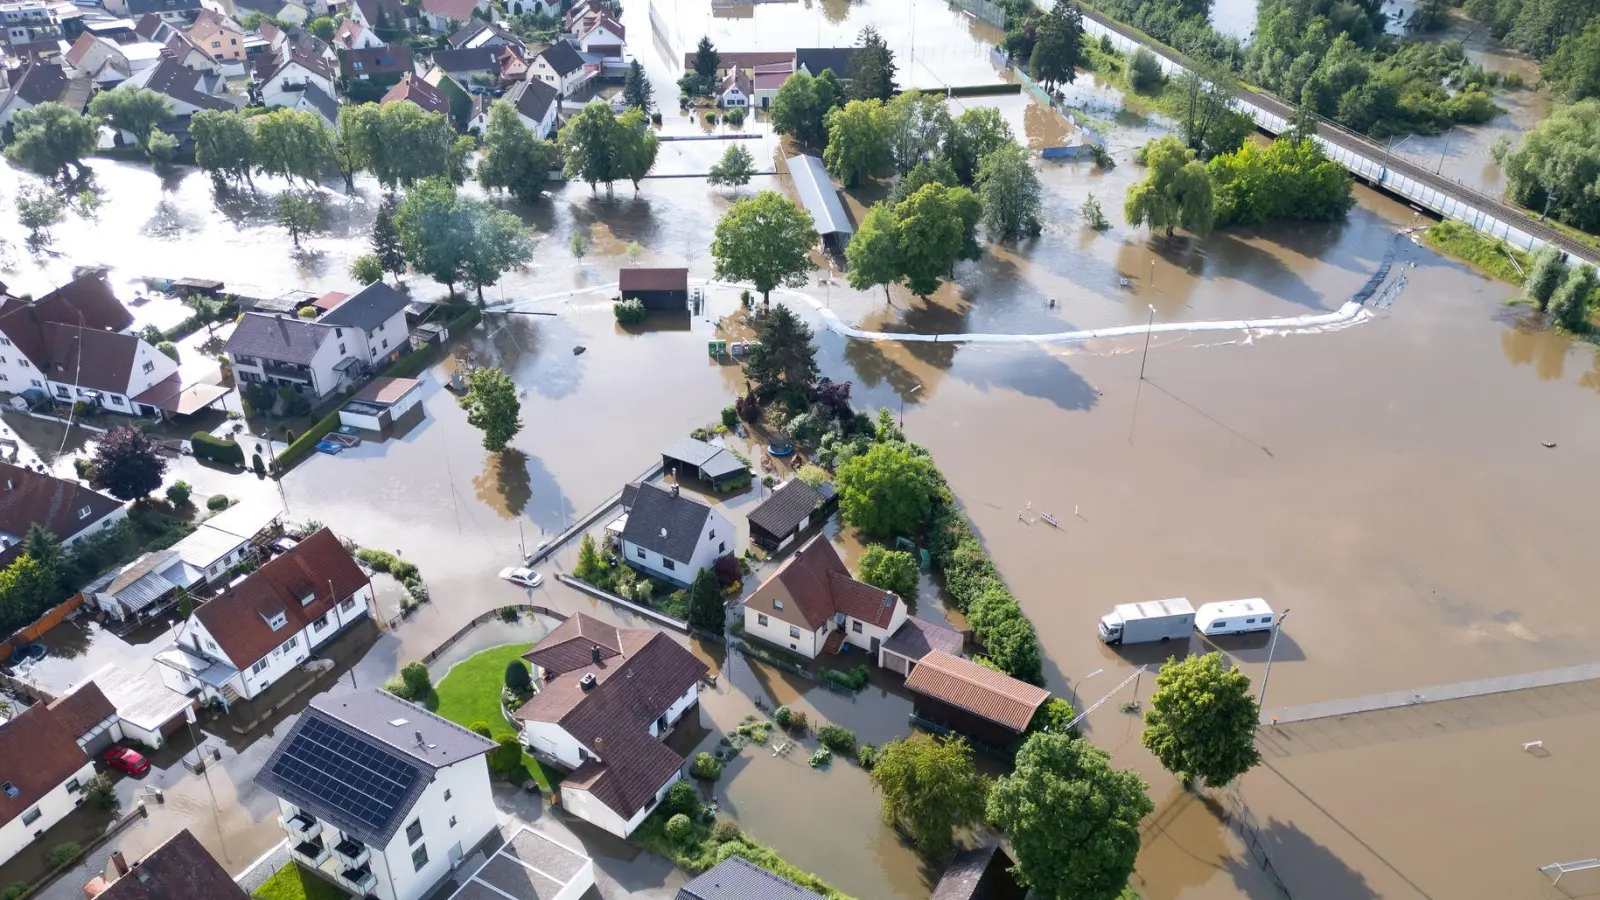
left=256, top=689, right=499, bottom=900
left=153, top=528, right=373, bottom=706
left=511, top=613, right=708, bottom=838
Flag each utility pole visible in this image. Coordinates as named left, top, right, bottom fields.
left=1258, top=607, right=1291, bottom=717
left=1128, top=305, right=1155, bottom=445
left=899, top=383, right=921, bottom=430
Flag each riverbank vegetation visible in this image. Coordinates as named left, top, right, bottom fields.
left=1125, top=135, right=1355, bottom=236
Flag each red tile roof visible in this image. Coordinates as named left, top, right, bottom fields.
left=420, top=0, right=477, bottom=20
left=47, top=681, right=116, bottom=738
left=95, top=829, right=249, bottom=900
left=381, top=71, right=450, bottom=116
left=744, top=535, right=900, bottom=631
left=903, top=651, right=1050, bottom=733
left=618, top=267, right=687, bottom=293
left=0, top=704, right=90, bottom=828
left=524, top=612, right=622, bottom=675
left=0, top=461, right=124, bottom=568
left=192, top=528, right=369, bottom=669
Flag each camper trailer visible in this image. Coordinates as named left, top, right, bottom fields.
left=1194, top=599, right=1275, bottom=636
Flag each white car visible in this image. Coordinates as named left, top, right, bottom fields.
left=499, top=567, right=543, bottom=588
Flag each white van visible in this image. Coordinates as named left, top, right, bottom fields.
left=1194, top=599, right=1275, bottom=636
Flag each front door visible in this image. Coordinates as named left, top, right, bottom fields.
left=871, top=637, right=880, bottom=654
left=448, top=842, right=462, bottom=868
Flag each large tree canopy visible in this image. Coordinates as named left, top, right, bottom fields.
left=710, top=191, right=817, bottom=302
left=868, top=735, right=988, bottom=859
left=836, top=440, right=941, bottom=540
left=1141, top=651, right=1262, bottom=787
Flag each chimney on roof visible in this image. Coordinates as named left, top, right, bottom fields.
left=669, top=483, right=679, bottom=498
left=579, top=672, right=597, bottom=691
left=591, top=644, right=600, bottom=664
left=110, top=851, right=128, bottom=878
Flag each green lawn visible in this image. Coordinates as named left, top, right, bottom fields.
left=432, top=643, right=562, bottom=793
left=252, top=864, right=348, bottom=900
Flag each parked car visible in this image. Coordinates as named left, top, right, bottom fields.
left=499, top=567, right=542, bottom=588
left=103, top=746, right=150, bottom=776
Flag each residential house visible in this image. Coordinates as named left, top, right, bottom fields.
left=339, top=43, right=413, bottom=80
left=169, top=498, right=280, bottom=587
left=929, top=846, right=1028, bottom=900
left=185, top=9, right=245, bottom=61
left=678, top=49, right=791, bottom=78
left=0, top=704, right=96, bottom=869
left=677, top=857, right=825, bottom=900
left=878, top=616, right=964, bottom=677
left=120, top=56, right=240, bottom=115
left=529, top=38, right=589, bottom=96
left=562, top=0, right=612, bottom=29
left=50, top=664, right=195, bottom=752
left=154, top=528, right=373, bottom=705
left=741, top=534, right=907, bottom=659
left=446, top=18, right=519, bottom=50
left=292, top=80, right=339, bottom=126
left=256, top=689, right=499, bottom=900
left=64, top=34, right=164, bottom=86
left=421, top=65, right=471, bottom=126
left=234, top=0, right=310, bottom=26
left=513, top=613, right=708, bottom=837
left=619, top=266, right=689, bottom=311
left=45, top=680, right=119, bottom=754
left=903, top=651, right=1050, bottom=749
left=717, top=67, right=750, bottom=107
left=82, top=828, right=249, bottom=900
left=429, top=45, right=496, bottom=81
left=0, top=59, right=71, bottom=126
left=140, top=15, right=217, bottom=71
left=348, top=0, right=408, bottom=36
left=417, top=0, right=479, bottom=34
left=316, top=280, right=411, bottom=369
left=750, top=61, right=791, bottom=108
left=0, top=0, right=63, bottom=55
left=0, top=461, right=126, bottom=569
left=464, top=89, right=489, bottom=132
left=615, top=482, right=734, bottom=587
left=659, top=436, right=748, bottom=491
left=332, top=16, right=382, bottom=50
left=339, top=376, right=422, bottom=431
left=82, top=549, right=192, bottom=622
left=502, top=74, right=556, bottom=136
left=745, top=476, right=835, bottom=552
left=573, top=14, right=622, bottom=58
left=257, top=43, right=335, bottom=108
left=225, top=313, right=349, bottom=399
left=101, top=0, right=201, bottom=24
left=0, top=274, right=183, bottom=416
left=794, top=47, right=863, bottom=81
left=497, top=43, right=527, bottom=83
left=381, top=70, right=449, bottom=115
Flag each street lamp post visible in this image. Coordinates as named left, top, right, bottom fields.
left=1379, top=134, right=1416, bottom=184
left=1258, top=607, right=1291, bottom=717
left=1434, top=126, right=1454, bottom=175
left=1137, top=304, right=1156, bottom=381
left=899, top=383, right=922, bottom=430
left=1070, top=668, right=1104, bottom=714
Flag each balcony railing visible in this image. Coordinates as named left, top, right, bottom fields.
left=290, top=836, right=329, bottom=867
left=333, top=834, right=369, bottom=868
left=263, top=362, right=313, bottom=383
left=337, top=863, right=376, bottom=893
left=278, top=810, right=322, bottom=842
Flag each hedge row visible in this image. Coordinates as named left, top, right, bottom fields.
left=272, top=408, right=342, bottom=474
left=189, top=431, right=244, bottom=466
left=927, top=502, right=1046, bottom=685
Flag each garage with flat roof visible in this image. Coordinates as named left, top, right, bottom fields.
left=448, top=826, right=595, bottom=900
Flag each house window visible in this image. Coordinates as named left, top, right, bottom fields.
left=55, top=385, right=69, bottom=398
left=77, top=505, right=92, bottom=519
left=251, top=658, right=270, bottom=674
left=353, top=60, right=363, bottom=70
left=338, top=343, right=346, bottom=355
left=635, top=547, right=645, bottom=559
left=210, top=39, right=219, bottom=46
left=757, top=614, right=768, bottom=626
left=280, top=634, right=298, bottom=652
left=709, top=530, right=715, bottom=539
left=66, top=778, right=81, bottom=793
left=443, top=789, right=451, bottom=801
left=662, top=558, right=675, bottom=570
left=29, top=380, right=40, bottom=387
left=21, top=807, right=40, bottom=826
left=19, top=359, right=28, bottom=366
left=381, top=338, right=388, bottom=349
left=312, top=614, right=328, bottom=630
left=718, top=542, right=725, bottom=553
left=142, top=360, right=156, bottom=374
left=449, top=815, right=457, bottom=828
left=773, top=600, right=783, bottom=610
left=109, top=396, right=122, bottom=406
left=789, top=625, right=800, bottom=639
left=340, top=596, right=357, bottom=613
left=406, top=819, right=423, bottom=844
left=411, top=845, right=428, bottom=871
left=0, top=782, right=15, bottom=798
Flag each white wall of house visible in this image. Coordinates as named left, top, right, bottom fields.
left=576, top=23, right=622, bottom=56
left=228, top=319, right=351, bottom=399
left=622, top=506, right=731, bottom=587
left=261, top=61, right=336, bottom=108
left=0, top=760, right=94, bottom=868
left=720, top=86, right=747, bottom=107
left=741, top=607, right=825, bottom=658
left=843, top=601, right=906, bottom=654
left=647, top=682, right=698, bottom=738
left=26, top=335, right=174, bottom=415
left=60, top=505, right=129, bottom=550
left=375, top=757, right=498, bottom=900
left=528, top=55, right=591, bottom=96
left=520, top=719, right=585, bottom=769
left=560, top=769, right=678, bottom=839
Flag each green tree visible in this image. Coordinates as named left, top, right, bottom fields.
left=688, top=568, right=725, bottom=632
left=746, top=303, right=819, bottom=388
left=15, top=186, right=64, bottom=242
left=1524, top=244, right=1568, bottom=310
left=987, top=734, right=1153, bottom=900
left=836, top=441, right=940, bottom=539
left=22, top=524, right=59, bottom=575
left=868, top=735, right=988, bottom=859
left=1081, top=192, right=1110, bottom=230
left=505, top=658, right=532, bottom=692
left=772, top=70, right=840, bottom=148
left=977, top=142, right=1043, bottom=241
left=888, top=156, right=957, bottom=208
left=894, top=182, right=982, bottom=296
left=707, top=143, right=756, bottom=193
left=1504, top=99, right=1600, bottom=233
left=350, top=254, right=385, bottom=284
left=845, top=202, right=902, bottom=301
left=0, top=555, right=60, bottom=634
left=88, top=88, right=173, bottom=154
left=1207, top=137, right=1353, bottom=227
left=616, top=106, right=660, bottom=193
left=623, top=59, right=654, bottom=111
left=693, top=36, right=721, bottom=82
left=852, top=25, right=898, bottom=101
left=559, top=100, right=623, bottom=195
left=4, top=103, right=97, bottom=181
left=1546, top=18, right=1600, bottom=101
left=574, top=533, right=604, bottom=581
left=856, top=545, right=918, bottom=599
left=1552, top=263, right=1597, bottom=332
left=1028, top=1, right=1084, bottom=91
left=372, top=194, right=407, bottom=280
left=478, top=100, right=559, bottom=204
left=710, top=190, right=817, bottom=303
left=1173, top=59, right=1240, bottom=158
left=274, top=191, right=321, bottom=247
left=945, top=106, right=1014, bottom=185
left=146, top=129, right=179, bottom=165
left=190, top=110, right=255, bottom=185
left=1127, top=46, right=1165, bottom=91
left=396, top=178, right=470, bottom=295
left=458, top=366, right=522, bottom=452
left=883, top=90, right=952, bottom=175
left=458, top=199, right=533, bottom=304
left=1141, top=651, right=1262, bottom=787
left=90, top=426, right=168, bottom=501
left=1125, top=137, right=1215, bottom=237
left=823, top=99, right=890, bottom=187
left=252, top=108, right=332, bottom=184
left=1026, top=697, right=1077, bottom=736
left=337, top=102, right=461, bottom=188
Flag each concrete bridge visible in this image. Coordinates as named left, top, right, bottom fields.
left=1070, top=4, right=1600, bottom=265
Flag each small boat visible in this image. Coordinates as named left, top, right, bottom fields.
left=1040, top=513, right=1060, bottom=528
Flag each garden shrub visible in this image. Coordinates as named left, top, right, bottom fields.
left=773, top=705, right=793, bottom=727
left=712, top=819, right=741, bottom=843
left=207, top=494, right=231, bottom=511
left=45, top=843, right=82, bottom=870
left=489, top=735, right=522, bottom=774
left=614, top=297, right=647, bottom=324
left=383, top=676, right=412, bottom=699
left=820, top=665, right=870, bottom=691
left=690, top=751, right=723, bottom=780
left=505, top=659, right=531, bottom=692
left=469, top=721, right=493, bottom=738
left=189, top=431, right=245, bottom=466
left=720, top=405, right=738, bottom=428
left=666, top=813, right=695, bottom=844
left=356, top=547, right=421, bottom=582
left=4, top=881, right=26, bottom=900
left=400, top=661, right=431, bottom=697
left=786, top=709, right=809, bottom=732
left=808, top=746, right=832, bottom=768
left=165, top=480, right=192, bottom=505
left=816, top=724, right=856, bottom=755
left=664, top=780, right=701, bottom=818
left=856, top=743, right=878, bottom=770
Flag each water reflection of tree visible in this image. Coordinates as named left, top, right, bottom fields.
left=473, top=447, right=532, bottom=519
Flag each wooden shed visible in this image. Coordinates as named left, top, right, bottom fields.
left=905, top=651, right=1051, bottom=750
left=619, top=267, right=689, bottom=311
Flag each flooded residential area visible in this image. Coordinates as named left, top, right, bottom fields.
left=0, top=0, right=1596, bottom=896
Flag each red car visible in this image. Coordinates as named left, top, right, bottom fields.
left=103, top=746, right=150, bottom=776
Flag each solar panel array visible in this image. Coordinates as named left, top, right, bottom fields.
left=270, top=716, right=420, bottom=837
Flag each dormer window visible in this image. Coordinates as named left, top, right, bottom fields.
left=264, top=611, right=288, bottom=630
left=773, top=599, right=783, bottom=610
left=77, top=505, right=91, bottom=519
left=299, top=590, right=316, bottom=607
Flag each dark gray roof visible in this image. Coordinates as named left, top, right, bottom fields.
left=226, top=312, right=330, bottom=364
left=619, top=482, right=713, bottom=564
left=311, top=689, right=496, bottom=768
left=298, top=81, right=339, bottom=124
left=320, top=281, right=409, bottom=331
left=431, top=45, right=497, bottom=73
left=930, top=846, right=1027, bottom=900
left=538, top=38, right=583, bottom=76
left=883, top=616, right=964, bottom=662
left=10, top=61, right=67, bottom=107
left=746, top=478, right=822, bottom=537
left=508, top=76, right=557, bottom=123
left=126, top=0, right=201, bottom=13
left=661, top=437, right=720, bottom=466
left=678, top=858, right=824, bottom=900
left=795, top=47, right=862, bottom=79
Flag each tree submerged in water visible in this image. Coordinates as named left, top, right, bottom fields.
left=1081, top=193, right=1110, bottom=231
